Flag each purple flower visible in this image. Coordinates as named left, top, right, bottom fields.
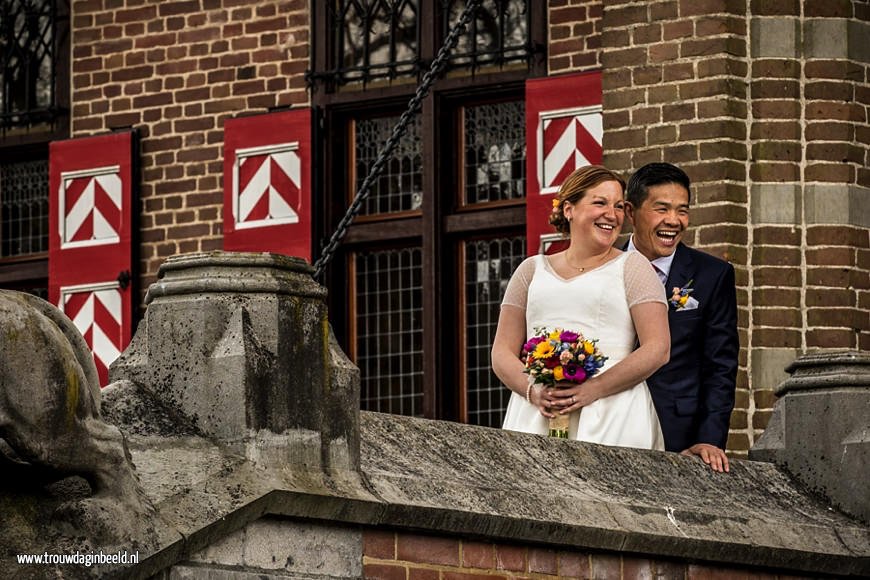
left=523, top=336, right=544, bottom=353
left=559, top=330, right=580, bottom=343
left=563, top=364, right=587, bottom=383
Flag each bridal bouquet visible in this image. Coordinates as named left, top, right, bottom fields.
left=521, top=327, right=608, bottom=438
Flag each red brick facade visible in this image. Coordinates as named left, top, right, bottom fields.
left=17, top=1, right=864, bottom=455
left=361, top=529, right=815, bottom=579
left=599, top=0, right=869, bottom=455
left=71, top=0, right=310, bottom=287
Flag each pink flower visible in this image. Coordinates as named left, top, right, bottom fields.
left=523, top=336, right=544, bottom=353
left=559, top=330, right=580, bottom=343
left=559, top=350, right=572, bottom=364
left=562, top=364, right=587, bottom=383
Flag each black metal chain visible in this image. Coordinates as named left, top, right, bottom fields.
left=312, top=0, right=482, bottom=280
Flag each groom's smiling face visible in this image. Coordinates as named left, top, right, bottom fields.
left=626, top=182, right=690, bottom=260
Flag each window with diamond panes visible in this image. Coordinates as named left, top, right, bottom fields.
left=463, top=100, right=525, bottom=205
left=355, top=247, right=424, bottom=416
left=354, top=114, right=423, bottom=216
left=314, top=2, right=542, bottom=422
left=330, top=0, right=419, bottom=85
left=1, top=0, right=67, bottom=127
left=444, top=0, right=531, bottom=70
left=463, top=236, right=526, bottom=427
left=0, top=159, right=48, bottom=258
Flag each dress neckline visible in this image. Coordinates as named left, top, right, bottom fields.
left=540, top=250, right=627, bottom=282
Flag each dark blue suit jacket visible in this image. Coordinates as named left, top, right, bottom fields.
left=645, top=243, right=738, bottom=452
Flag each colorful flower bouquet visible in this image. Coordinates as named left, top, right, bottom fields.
left=521, top=327, right=608, bottom=438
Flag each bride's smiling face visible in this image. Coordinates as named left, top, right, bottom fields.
left=563, top=180, right=625, bottom=248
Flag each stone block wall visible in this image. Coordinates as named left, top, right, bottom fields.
left=70, top=0, right=310, bottom=293
left=155, top=517, right=827, bottom=579
left=600, top=0, right=869, bottom=456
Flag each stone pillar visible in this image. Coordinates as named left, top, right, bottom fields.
left=750, top=350, right=869, bottom=524
left=111, top=252, right=360, bottom=472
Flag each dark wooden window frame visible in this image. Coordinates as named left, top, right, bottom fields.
left=313, top=2, right=545, bottom=422
left=0, top=0, right=71, bottom=291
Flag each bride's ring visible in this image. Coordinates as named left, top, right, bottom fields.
left=570, top=395, right=576, bottom=404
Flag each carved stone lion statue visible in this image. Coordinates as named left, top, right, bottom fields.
left=0, top=289, right=153, bottom=545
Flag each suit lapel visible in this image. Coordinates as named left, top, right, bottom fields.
left=665, top=243, right=694, bottom=295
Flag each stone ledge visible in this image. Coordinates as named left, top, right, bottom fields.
left=119, top=411, right=868, bottom=579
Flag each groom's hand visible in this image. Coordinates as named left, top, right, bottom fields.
left=681, top=443, right=730, bottom=473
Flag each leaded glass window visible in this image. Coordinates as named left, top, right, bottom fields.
left=330, top=0, right=419, bottom=84
left=0, top=158, right=48, bottom=257
left=354, top=114, right=423, bottom=215
left=355, top=246, right=424, bottom=417
left=0, top=0, right=65, bottom=127
left=444, top=0, right=530, bottom=69
left=463, top=100, right=525, bottom=204
left=320, top=0, right=531, bottom=88
left=463, top=235, right=525, bottom=427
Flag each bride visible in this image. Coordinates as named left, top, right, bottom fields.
left=492, top=165, right=669, bottom=449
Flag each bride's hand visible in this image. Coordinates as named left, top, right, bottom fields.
left=552, top=380, right=601, bottom=413
left=530, top=385, right=556, bottom=418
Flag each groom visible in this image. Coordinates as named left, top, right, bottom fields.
left=624, top=163, right=738, bottom=472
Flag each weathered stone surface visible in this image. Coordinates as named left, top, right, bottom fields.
left=751, top=351, right=870, bottom=524
left=0, top=290, right=159, bottom=579
left=186, top=518, right=362, bottom=578
left=111, top=252, right=360, bottom=472
left=5, top=256, right=868, bottom=579
left=111, top=409, right=870, bottom=578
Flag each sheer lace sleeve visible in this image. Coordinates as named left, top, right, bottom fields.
left=624, top=251, right=667, bottom=308
left=501, top=256, right=537, bottom=310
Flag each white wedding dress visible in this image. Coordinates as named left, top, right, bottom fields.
left=501, top=251, right=665, bottom=450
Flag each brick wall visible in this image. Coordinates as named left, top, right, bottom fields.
left=548, top=0, right=603, bottom=74
left=361, top=529, right=814, bottom=579
left=70, top=0, right=310, bottom=297
left=599, top=1, right=869, bottom=456
left=746, top=0, right=869, bottom=448
left=599, top=0, right=753, bottom=454
left=67, top=1, right=868, bottom=456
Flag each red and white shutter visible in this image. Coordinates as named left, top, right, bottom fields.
left=525, top=71, right=603, bottom=255
left=49, top=131, right=137, bottom=386
left=223, top=109, right=312, bottom=261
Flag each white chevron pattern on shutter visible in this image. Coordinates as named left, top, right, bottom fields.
left=233, top=142, right=301, bottom=229
left=537, top=106, right=603, bottom=194
left=59, top=166, right=122, bottom=248
left=60, top=283, right=123, bottom=385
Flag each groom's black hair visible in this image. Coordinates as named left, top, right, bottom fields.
left=626, top=162, right=692, bottom=207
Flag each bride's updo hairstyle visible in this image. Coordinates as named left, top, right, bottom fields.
left=549, top=165, right=626, bottom=235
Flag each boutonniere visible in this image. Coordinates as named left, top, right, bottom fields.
left=670, top=279, right=697, bottom=310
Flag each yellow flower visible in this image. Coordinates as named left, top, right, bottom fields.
left=583, top=340, right=594, bottom=355
left=534, top=341, right=555, bottom=359
left=548, top=329, right=561, bottom=340
left=553, top=366, right=564, bottom=381
left=552, top=198, right=560, bottom=208
left=679, top=295, right=689, bottom=306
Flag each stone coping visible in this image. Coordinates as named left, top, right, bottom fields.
left=119, top=411, right=869, bottom=579
left=777, top=350, right=870, bottom=395
left=144, top=251, right=325, bottom=304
